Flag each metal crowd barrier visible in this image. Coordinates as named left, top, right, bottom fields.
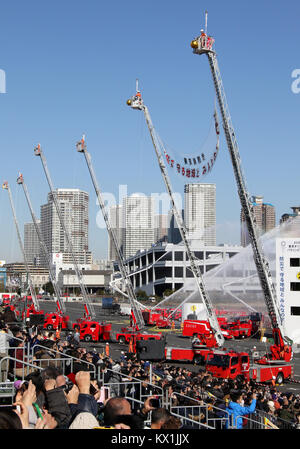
left=29, top=344, right=96, bottom=377
left=0, top=342, right=96, bottom=382
left=228, top=410, right=294, bottom=430
left=166, top=391, right=230, bottom=430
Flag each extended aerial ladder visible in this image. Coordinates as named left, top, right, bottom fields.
left=2, top=181, right=41, bottom=315
left=76, top=135, right=145, bottom=330
left=33, top=144, right=96, bottom=320
left=190, top=12, right=292, bottom=360
left=127, top=80, right=225, bottom=347
left=16, top=172, right=66, bottom=316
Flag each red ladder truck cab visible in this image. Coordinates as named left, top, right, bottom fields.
left=75, top=320, right=112, bottom=342
left=72, top=303, right=112, bottom=342
left=142, top=309, right=171, bottom=328
left=43, top=312, right=70, bottom=331
left=222, top=318, right=253, bottom=339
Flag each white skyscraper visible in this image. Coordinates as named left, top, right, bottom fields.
left=40, top=189, right=92, bottom=266
left=24, top=221, right=41, bottom=266
left=122, top=195, right=155, bottom=259
left=184, top=183, right=216, bottom=246
left=108, top=205, right=123, bottom=261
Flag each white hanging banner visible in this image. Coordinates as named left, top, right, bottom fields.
left=162, top=106, right=220, bottom=178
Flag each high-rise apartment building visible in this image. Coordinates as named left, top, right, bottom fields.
left=40, top=189, right=92, bottom=265
left=24, top=221, right=41, bottom=266
left=241, top=195, right=276, bottom=247
left=108, top=205, right=123, bottom=262
left=122, top=195, right=155, bottom=259
left=155, top=214, right=168, bottom=244
left=184, top=183, right=216, bottom=246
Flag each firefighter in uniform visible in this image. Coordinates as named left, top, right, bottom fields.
left=128, top=336, right=134, bottom=353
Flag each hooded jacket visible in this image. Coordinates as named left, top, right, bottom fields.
left=226, top=399, right=256, bottom=429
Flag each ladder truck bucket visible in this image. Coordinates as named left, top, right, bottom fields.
left=127, top=82, right=144, bottom=110
left=191, top=13, right=215, bottom=54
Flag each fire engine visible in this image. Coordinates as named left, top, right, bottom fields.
left=43, top=312, right=70, bottom=331
left=75, top=320, right=112, bottom=342
left=71, top=303, right=112, bottom=342
left=142, top=309, right=172, bottom=328
left=116, top=326, right=162, bottom=345
left=182, top=319, right=233, bottom=340
left=205, top=330, right=292, bottom=384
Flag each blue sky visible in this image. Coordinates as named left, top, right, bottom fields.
left=1, top=0, right=300, bottom=262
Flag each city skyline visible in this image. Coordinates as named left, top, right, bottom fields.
left=0, top=1, right=299, bottom=263
left=18, top=184, right=279, bottom=267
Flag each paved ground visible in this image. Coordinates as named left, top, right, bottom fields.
left=38, top=300, right=300, bottom=394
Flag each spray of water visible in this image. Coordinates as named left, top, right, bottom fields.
left=155, top=216, right=300, bottom=322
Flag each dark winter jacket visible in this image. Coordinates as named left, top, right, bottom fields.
left=45, top=387, right=72, bottom=428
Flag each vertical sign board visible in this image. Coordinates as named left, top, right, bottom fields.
left=276, top=238, right=300, bottom=343
left=52, top=253, right=63, bottom=280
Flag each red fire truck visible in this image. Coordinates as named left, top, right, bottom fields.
left=74, top=320, right=112, bottom=342
left=206, top=350, right=291, bottom=384
left=72, top=304, right=112, bottom=342
left=182, top=319, right=233, bottom=340
left=223, top=318, right=253, bottom=339
left=155, top=307, right=182, bottom=321
left=20, top=301, right=44, bottom=323
left=43, top=313, right=70, bottom=331
left=116, top=326, right=162, bottom=344
left=142, top=309, right=171, bottom=328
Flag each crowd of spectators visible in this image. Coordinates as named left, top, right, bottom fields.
left=1, top=320, right=300, bottom=430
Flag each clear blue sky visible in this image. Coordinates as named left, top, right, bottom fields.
left=1, top=0, right=299, bottom=262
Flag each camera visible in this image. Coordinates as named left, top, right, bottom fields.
left=62, top=381, right=74, bottom=394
